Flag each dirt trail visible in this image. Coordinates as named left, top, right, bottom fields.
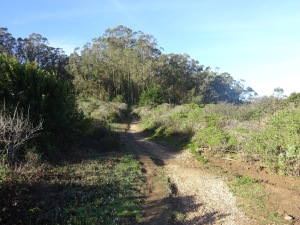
left=120, top=121, right=252, bottom=225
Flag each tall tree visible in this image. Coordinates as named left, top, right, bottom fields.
left=0, top=27, right=16, bottom=56
left=0, top=28, right=71, bottom=81
left=68, top=25, right=256, bottom=105
left=69, top=25, right=161, bottom=104
left=155, top=53, right=201, bottom=104
left=16, top=34, right=71, bottom=81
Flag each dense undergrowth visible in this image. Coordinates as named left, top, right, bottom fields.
left=135, top=95, right=300, bottom=176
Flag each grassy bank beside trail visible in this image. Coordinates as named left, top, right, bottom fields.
left=0, top=148, right=145, bottom=225
left=134, top=96, right=300, bottom=176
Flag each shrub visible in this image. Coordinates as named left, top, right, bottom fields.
left=78, top=98, right=128, bottom=122
left=192, top=125, right=237, bottom=153
left=0, top=53, right=84, bottom=153
left=0, top=105, right=43, bottom=165
left=285, top=92, right=300, bottom=107
left=139, top=84, right=164, bottom=107
left=243, top=108, right=300, bottom=175
left=136, top=99, right=300, bottom=176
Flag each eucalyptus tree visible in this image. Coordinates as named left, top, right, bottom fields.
left=69, top=25, right=161, bottom=104
left=68, top=25, right=256, bottom=105
left=155, top=53, right=207, bottom=104
left=0, top=28, right=70, bottom=81
left=0, top=27, right=16, bottom=56
left=200, top=72, right=257, bottom=104
left=16, top=33, right=70, bottom=81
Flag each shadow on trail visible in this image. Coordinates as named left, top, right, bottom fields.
left=141, top=194, right=230, bottom=225
left=186, top=211, right=231, bottom=225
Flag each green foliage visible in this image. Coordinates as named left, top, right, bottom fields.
left=139, top=84, right=164, bottom=107
left=203, top=98, right=283, bottom=122
left=136, top=104, right=237, bottom=153
left=68, top=26, right=255, bottom=105
left=234, top=176, right=258, bottom=186
left=286, top=92, right=300, bottom=106
left=192, top=125, right=237, bottom=153
left=227, top=174, right=285, bottom=224
left=0, top=53, right=83, bottom=152
left=229, top=174, right=265, bottom=208
left=2, top=25, right=256, bottom=105
left=69, top=25, right=161, bottom=105
left=0, top=159, right=10, bottom=181
left=0, top=28, right=71, bottom=81
left=243, top=108, right=300, bottom=175
left=136, top=99, right=300, bottom=176
left=112, top=94, right=125, bottom=103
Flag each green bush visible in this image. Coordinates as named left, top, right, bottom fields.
left=136, top=100, right=300, bottom=176
left=139, top=84, right=164, bottom=107
left=78, top=98, right=128, bottom=122
left=192, top=125, right=237, bottom=153
left=0, top=53, right=84, bottom=153
left=285, top=92, right=300, bottom=106
left=243, top=108, right=300, bottom=175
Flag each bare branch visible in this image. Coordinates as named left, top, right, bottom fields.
left=0, top=104, right=43, bottom=166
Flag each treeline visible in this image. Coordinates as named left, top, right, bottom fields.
left=1, top=25, right=256, bottom=107
left=0, top=27, right=70, bottom=81
left=69, top=25, right=256, bottom=105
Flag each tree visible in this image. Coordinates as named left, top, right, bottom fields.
left=155, top=53, right=200, bottom=104
left=139, top=84, right=164, bottom=107
left=0, top=28, right=71, bottom=81
left=273, top=87, right=285, bottom=99
left=16, top=33, right=71, bottom=81
left=0, top=27, right=16, bottom=56
left=69, top=25, right=161, bottom=105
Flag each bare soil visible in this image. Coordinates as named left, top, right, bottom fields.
left=210, top=157, right=300, bottom=224
left=119, top=121, right=300, bottom=224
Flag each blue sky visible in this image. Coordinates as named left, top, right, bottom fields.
left=1, top=0, right=300, bottom=96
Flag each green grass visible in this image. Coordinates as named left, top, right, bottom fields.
left=0, top=150, right=145, bottom=225
left=228, top=175, right=266, bottom=212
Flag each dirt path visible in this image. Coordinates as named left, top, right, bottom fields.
left=120, top=121, right=252, bottom=225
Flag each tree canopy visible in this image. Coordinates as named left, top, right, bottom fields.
left=68, top=25, right=256, bottom=105
left=1, top=25, right=257, bottom=105
left=0, top=27, right=71, bottom=81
